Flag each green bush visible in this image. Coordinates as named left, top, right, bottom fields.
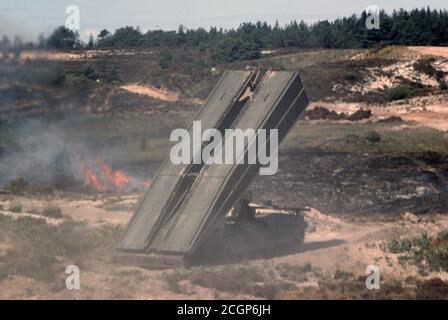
left=413, top=58, right=444, bottom=80
left=207, top=37, right=261, bottom=65
left=46, top=26, right=80, bottom=49
left=103, top=60, right=121, bottom=84
left=81, top=63, right=97, bottom=80
left=42, top=65, right=66, bottom=86
left=385, top=84, right=414, bottom=101
left=158, top=50, right=173, bottom=69
left=344, top=134, right=360, bottom=144
left=365, top=130, right=381, bottom=143
left=385, top=231, right=448, bottom=274
left=40, top=205, right=63, bottom=219
left=65, top=74, right=89, bottom=91
left=387, top=238, right=413, bottom=253
left=9, top=203, right=22, bottom=213
left=334, top=270, right=354, bottom=281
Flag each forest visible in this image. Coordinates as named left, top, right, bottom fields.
left=1, top=7, right=448, bottom=65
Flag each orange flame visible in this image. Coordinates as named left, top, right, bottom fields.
left=97, top=160, right=131, bottom=190
left=79, top=156, right=150, bottom=192
left=82, top=164, right=107, bottom=192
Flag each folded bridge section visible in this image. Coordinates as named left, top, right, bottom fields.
left=118, top=70, right=309, bottom=257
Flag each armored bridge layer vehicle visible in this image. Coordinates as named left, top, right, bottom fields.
left=117, top=70, right=309, bottom=267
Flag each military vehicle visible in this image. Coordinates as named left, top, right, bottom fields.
left=117, top=70, right=309, bottom=268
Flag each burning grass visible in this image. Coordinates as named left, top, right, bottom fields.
left=0, top=112, right=187, bottom=192
left=3, top=98, right=445, bottom=195
left=80, top=159, right=149, bottom=192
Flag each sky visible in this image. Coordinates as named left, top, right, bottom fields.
left=0, top=0, right=447, bottom=41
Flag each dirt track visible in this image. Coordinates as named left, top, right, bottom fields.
left=409, top=46, right=448, bottom=58
left=120, top=84, right=180, bottom=102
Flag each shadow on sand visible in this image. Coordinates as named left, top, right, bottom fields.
left=188, top=239, right=346, bottom=267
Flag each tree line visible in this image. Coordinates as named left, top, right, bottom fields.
left=1, top=7, right=448, bottom=64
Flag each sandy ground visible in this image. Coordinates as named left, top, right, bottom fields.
left=0, top=193, right=134, bottom=225
left=349, top=48, right=448, bottom=96
left=335, top=47, right=448, bottom=132
left=12, top=49, right=154, bottom=62
left=120, top=84, right=180, bottom=102
left=275, top=208, right=448, bottom=280
left=311, top=93, right=448, bottom=131
left=1, top=193, right=447, bottom=299
left=401, top=111, right=448, bottom=132
left=409, top=46, right=448, bottom=58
